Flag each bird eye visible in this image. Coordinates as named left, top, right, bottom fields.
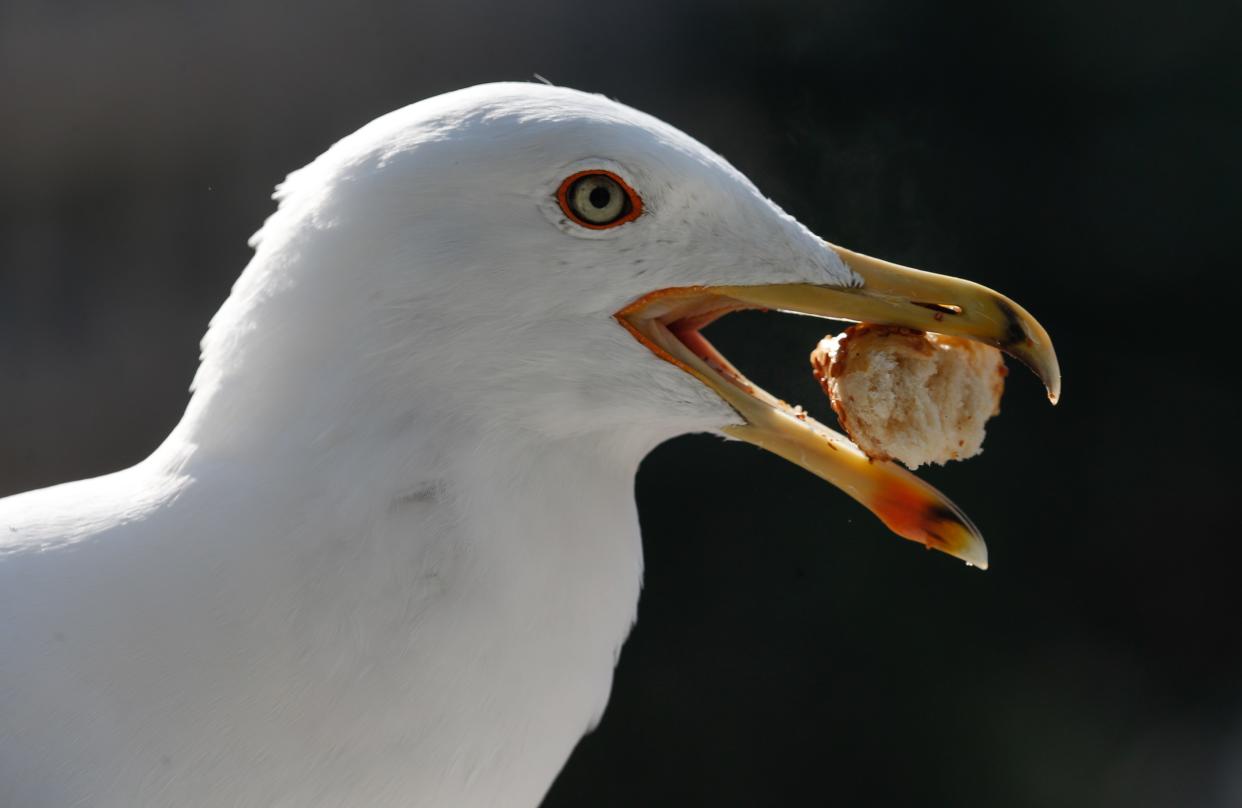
left=556, top=170, right=643, bottom=229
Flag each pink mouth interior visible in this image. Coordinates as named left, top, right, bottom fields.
left=666, top=308, right=754, bottom=391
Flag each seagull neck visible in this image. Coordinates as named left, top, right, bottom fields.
left=17, top=423, right=653, bottom=806
left=426, top=426, right=649, bottom=756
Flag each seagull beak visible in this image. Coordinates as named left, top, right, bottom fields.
left=615, top=243, right=1061, bottom=570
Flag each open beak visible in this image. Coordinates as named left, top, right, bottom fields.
left=615, top=243, right=1060, bottom=570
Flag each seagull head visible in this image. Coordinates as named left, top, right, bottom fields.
left=188, top=83, right=1058, bottom=567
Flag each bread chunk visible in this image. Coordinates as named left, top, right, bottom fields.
left=810, top=325, right=1007, bottom=469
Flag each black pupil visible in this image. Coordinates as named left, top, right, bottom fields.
left=588, top=185, right=612, bottom=209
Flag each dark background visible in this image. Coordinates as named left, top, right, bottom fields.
left=2, top=1, right=1239, bottom=805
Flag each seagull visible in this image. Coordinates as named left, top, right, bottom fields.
left=0, top=83, right=1059, bottom=807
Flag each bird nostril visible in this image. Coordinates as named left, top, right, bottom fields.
left=912, top=301, right=963, bottom=316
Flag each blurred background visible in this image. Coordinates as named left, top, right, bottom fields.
left=2, top=0, right=1238, bottom=805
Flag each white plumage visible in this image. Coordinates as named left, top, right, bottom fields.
left=0, top=83, right=853, bottom=806
left=0, top=81, right=1058, bottom=806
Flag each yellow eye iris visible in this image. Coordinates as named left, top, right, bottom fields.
left=570, top=175, right=625, bottom=223
left=556, top=170, right=643, bottom=229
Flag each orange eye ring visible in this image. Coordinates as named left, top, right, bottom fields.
left=556, top=169, right=644, bottom=229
